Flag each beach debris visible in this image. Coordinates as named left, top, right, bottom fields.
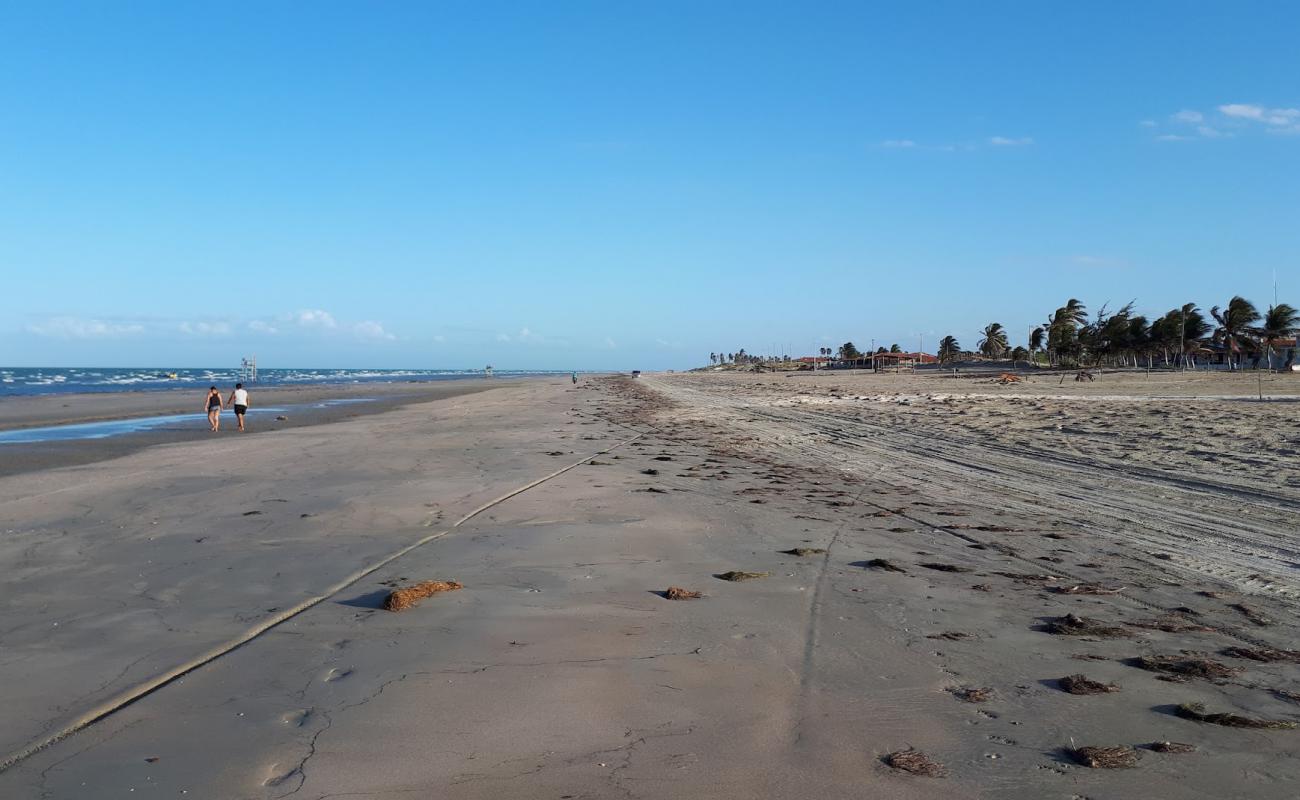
left=640, top=468, right=659, bottom=475
left=1071, top=653, right=1110, bottom=661
left=637, top=487, right=668, bottom=493
left=1051, top=583, right=1125, bottom=595
left=715, top=570, right=769, bottom=582
left=1044, top=614, right=1131, bottom=638
left=781, top=548, right=827, bottom=557
left=664, top=586, right=703, bottom=600
left=652, top=455, right=674, bottom=461
left=1146, top=741, right=1196, bottom=754
left=927, top=631, right=974, bottom=641
left=994, top=373, right=1022, bottom=385
left=883, top=749, right=944, bottom=776
left=242, top=510, right=263, bottom=516
left=545, top=450, right=566, bottom=456
left=1126, top=616, right=1215, bottom=633
left=1228, top=603, right=1275, bottom=626
left=275, top=415, right=288, bottom=421
left=382, top=580, right=463, bottom=612
left=1220, top=646, right=1300, bottom=663
left=1273, top=689, right=1300, bottom=705
left=918, top=562, right=973, bottom=573
left=949, top=686, right=994, bottom=703
left=1069, top=745, right=1138, bottom=768
left=995, top=571, right=1061, bottom=584
left=1058, top=674, right=1120, bottom=695
left=587, top=459, right=611, bottom=466
left=1175, top=702, right=1296, bottom=729
left=888, top=526, right=912, bottom=533
left=970, top=583, right=992, bottom=592
left=863, top=558, right=907, bottom=573
left=1126, top=655, right=1240, bottom=680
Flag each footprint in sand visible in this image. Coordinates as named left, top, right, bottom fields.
left=281, top=708, right=315, bottom=727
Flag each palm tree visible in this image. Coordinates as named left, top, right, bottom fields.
left=1029, top=327, right=1045, bottom=366
left=1255, top=303, right=1299, bottom=370
left=890, top=343, right=901, bottom=353
left=1046, top=299, right=1088, bottom=366
left=977, top=323, right=1009, bottom=359
left=938, top=335, right=961, bottom=364
left=1210, top=296, right=1260, bottom=370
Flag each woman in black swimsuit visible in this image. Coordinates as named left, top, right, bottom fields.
left=204, top=386, right=223, bottom=432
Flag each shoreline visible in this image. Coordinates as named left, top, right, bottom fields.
left=0, top=377, right=560, bottom=478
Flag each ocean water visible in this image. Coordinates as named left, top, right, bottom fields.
left=0, top=367, right=562, bottom=396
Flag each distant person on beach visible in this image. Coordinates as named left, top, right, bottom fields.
left=204, top=386, right=223, bottom=432
left=227, top=383, right=250, bottom=432
left=571, top=371, right=578, bottom=384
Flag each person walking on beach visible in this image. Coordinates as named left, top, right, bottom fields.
left=227, top=383, right=250, bottom=432
left=571, top=371, right=578, bottom=385
left=204, top=386, right=223, bottom=432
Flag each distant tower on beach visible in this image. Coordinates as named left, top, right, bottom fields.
left=484, top=364, right=493, bottom=377
left=239, top=356, right=258, bottom=382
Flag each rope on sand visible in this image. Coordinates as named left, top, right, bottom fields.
left=0, top=431, right=645, bottom=774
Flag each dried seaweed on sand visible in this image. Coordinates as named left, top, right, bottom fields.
left=1175, top=702, right=1296, bottom=729
left=1228, top=603, right=1276, bottom=626
left=1069, top=745, right=1139, bottom=768
left=781, top=548, right=827, bottom=557
left=1044, top=614, right=1131, bottom=638
left=884, top=749, right=944, bottom=776
left=715, top=570, right=769, bottom=582
left=1146, top=741, right=1196, bottom=753
left=1127, top=655, right=1240, bottom=680
left=927, top=631, right=973, bottom=641
left=995, top=571, right=1061, bottom=584
left=949, top=686, right=994, bottom=703
left=864, top=558, right=906, bottom=573
left=664, top=586, right=703, bottom=600
left=918, top=562, right=973, bottom=573
left=383, top=580, right=463, bottom=612
left=1058, top=674, right=1120, bottom=694
left=1071, top=744, right=1138, bottom=768
left=1051, top=583, right=1124, bottom=595
left=1220, top=646, right=1300, bottom=663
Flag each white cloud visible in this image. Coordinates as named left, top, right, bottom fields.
left=179, top=321, right=232, bottom=336
left=1197, top=125, right=1228, bottom=139
left=1219, top=103, right=1300, bottom=126
left=27, top=316, right=145, bottom=339
left=989, top=136, right=1034, bottom=146
left=353, top=321, right=395, bottom=341
left=881, top=139, right=916, bottom=148
left=248, top=320, right=278, bottom=335
left=294, top=309, right=337, bottom=328
left=1156, top=133, right=1191, bottom=142
left=1139, top=119, right=1157, bottom=128
left=1171, top=109, right=1204, bottom=124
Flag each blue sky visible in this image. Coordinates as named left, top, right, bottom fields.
left=2, top=1, right=1297, bottom=369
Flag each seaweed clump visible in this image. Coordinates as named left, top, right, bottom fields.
left=883, top=749, right=944, bottom=776
left=1044, top=614, right=1131, bottom=638
left=383, top=580, right=463, bottom=612
left=1175, top=702, right=1296, bottom=729
left=1069, top=745, right=1139, bottom=768
left=1058, top=674, right=1120, bottom=695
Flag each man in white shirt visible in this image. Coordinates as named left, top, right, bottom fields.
left=227, top=383, right=250, bottom=432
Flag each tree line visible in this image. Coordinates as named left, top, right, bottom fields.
left=940, top=296, right=1297, bottom=370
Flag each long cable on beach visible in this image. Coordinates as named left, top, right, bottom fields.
left=0, top=430, right=646, bottom=775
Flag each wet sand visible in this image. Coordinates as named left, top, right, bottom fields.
left=0, top=379, right=527, bottom=477
left=1, top=372, right=1297, bottom=799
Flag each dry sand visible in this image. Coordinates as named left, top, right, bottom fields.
left=1, top=370, right=1297, bottom=799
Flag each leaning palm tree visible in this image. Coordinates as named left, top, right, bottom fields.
left=977, top=323, right=1009, bottom=359
left=938, top=335, right=961, bottom=363
left=1254, top=303, right=1299, bottom=370
left=1210, top=296, right=1261, bottom=370
left=1029, top=326, right=1045, bottom=366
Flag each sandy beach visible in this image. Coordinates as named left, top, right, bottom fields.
left=2, top=371, right=1298, bottom=799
